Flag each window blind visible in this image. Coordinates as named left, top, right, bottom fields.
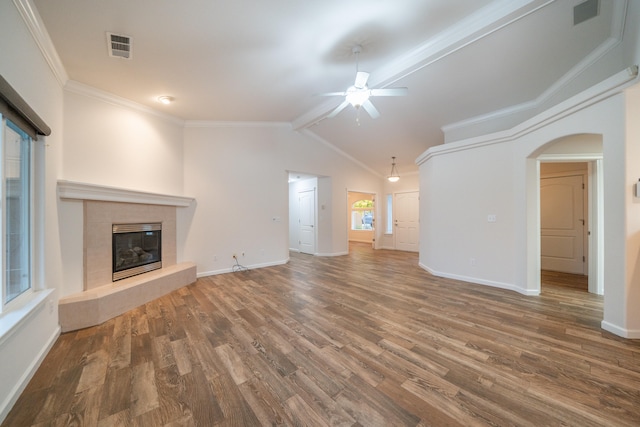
left=0, top=74, right=51, bottom=139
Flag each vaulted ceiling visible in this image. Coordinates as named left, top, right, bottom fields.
left=31, top=0, right=631, bottom=177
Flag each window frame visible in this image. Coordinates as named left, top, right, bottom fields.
left=351, top=199, right=374, bottom=231
left=0, top=115, right=35, bottom=312
left=385, top=193, right=393, bottom=235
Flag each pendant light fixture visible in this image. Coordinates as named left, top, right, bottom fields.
left=388, top=156, right=400, bottom=182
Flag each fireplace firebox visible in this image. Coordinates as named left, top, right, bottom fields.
left=112, top=223, right=162, bottom=281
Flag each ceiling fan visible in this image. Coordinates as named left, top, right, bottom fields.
left=319, top=45, right=408, bottom=121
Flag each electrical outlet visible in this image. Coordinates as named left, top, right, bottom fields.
left=242, top=252, right=245, bottom=257
left=232, top=253, right=237, bottom=259
left=213, top=255, right=217, bottom=261
left=470, top=258, right=476, bottom=267
left=487, top=214, right=497, bottom=223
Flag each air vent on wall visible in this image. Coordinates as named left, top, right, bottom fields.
left=107, top=32, right=132, bottom=59
left=574, top=0, right=599, bottom=26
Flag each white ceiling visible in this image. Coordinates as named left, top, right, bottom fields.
left=31, top=0, right=630, bottom=177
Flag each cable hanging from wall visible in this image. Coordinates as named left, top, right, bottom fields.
left=232, top=254, right=249, bottom=272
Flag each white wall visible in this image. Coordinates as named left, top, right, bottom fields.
left=623, top=83, right=640, bottom=334
left=418, top=77, right=640, bottom=337
left=316, top=176, right=335, bottom=255
left=0, top=0, right=64, bottom=421
left=63, top=88, right=185, bottom=195
left=58, top=88, right=187, bottom=297
left=181, top=124, right=382, bottom=275
left=419, top=140, right=517, bottom=290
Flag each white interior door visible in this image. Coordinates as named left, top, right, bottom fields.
left=395, top=191, right=419, bottom=252
left=541, top=175, right=585, bottom=274
left=298, top=188, right=316, bottom=254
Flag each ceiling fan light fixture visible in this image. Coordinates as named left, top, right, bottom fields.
left=388, top=157, right=400, bottom=182
left=345, top=86, right=370, bottom=107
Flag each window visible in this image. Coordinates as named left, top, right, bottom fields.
left=351, top=199, right=374, bottom=230
left=2, top=118, right=32, bottom=306
left=0, top=75, right=49, bottom=312
left=386, top=194, right=393, bottom=234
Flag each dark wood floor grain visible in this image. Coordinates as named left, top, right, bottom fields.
left=4, top=243, right=640, bottom=426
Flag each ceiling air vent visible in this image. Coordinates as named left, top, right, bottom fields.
left=107, top=32, right=132, bottom=59
left=574, top=0, right=599, bottom=26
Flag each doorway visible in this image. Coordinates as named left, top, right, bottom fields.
left=540, top=162, right=588, bottom=292
left=288, top=173, right=319, bottom=255
left=298, top=188, right=316, bottom=254
left=535, top=146, right=603, bottom=297
left=395, top=191, right=420, bottom=252
left=348, top=191, right=375, bottom=245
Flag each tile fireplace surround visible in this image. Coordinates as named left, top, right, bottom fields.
left=57, top=181, right=196, bottom=332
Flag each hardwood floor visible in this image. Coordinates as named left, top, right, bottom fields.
left=541, top=269, right=588, bottom=291
left=4, top=243, right=640, bottom=426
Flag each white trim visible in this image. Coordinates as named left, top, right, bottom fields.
left=300, top=130, right=382, bottom=178
left=417, top=66, right=639, bottom=166
left=13, top=0, right=68, bottom=86
left=196, top=258, right=289, bottom=278
left=315, top=251, right=349, bottom=257
left=442, top=1, right=629, bottom=136
left=185, top=121, right=291, bottom=129
left=419, top=262, right=539, bottom=296
left=601, top=321, right=640, bottom=339
left=538, top=153, right=603, bottom=162
left=57, top=180, right=194, bottom=207
left=0, top=289, right=53, bottom=345
left=64, top=80, right=185, bottom=126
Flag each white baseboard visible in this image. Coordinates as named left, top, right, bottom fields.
left=315, top=251, right=348, bottom=257
left=601, top=321, right=640, bottom=339
left=197, top=258, right=289, bottom=278
left=418, top=262, right=538, bottom=296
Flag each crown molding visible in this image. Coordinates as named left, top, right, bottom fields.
left=372, top=0, right=550, bottom=88
left=417, top=65, right=639, bottom=166
left=57, top=180, right=194, bottom=207
left=442, top=0, right=629, bottom=136
left=64, top=80, right=185, bottom=126
left=13, top=0, right=68, bottom=86
left=299, top=129, right=382, bottom=178
left=185, top=121, right=291, bottom=129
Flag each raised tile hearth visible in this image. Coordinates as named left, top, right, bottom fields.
left=57, top=180, right=196, bottom=332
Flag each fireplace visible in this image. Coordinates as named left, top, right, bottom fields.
left=112, top=223, right=162, bottom=281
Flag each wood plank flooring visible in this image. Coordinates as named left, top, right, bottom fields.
left=4, top=243, right=640, bottom=426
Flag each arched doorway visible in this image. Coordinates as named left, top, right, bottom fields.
left=532, top=134, right=604, bottom=295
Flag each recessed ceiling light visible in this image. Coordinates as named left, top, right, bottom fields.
left=157, top=96, right=174, bottom=105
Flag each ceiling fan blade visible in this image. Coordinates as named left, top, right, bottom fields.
left=354, top=71, right=369, bottom=89
left=370, top=87, right=408, bottom=97
left=327, top=99, right=350, bottom=118
left=361, top=100, right=380, bottom=119
left=314, top=91, right=347, bottom=97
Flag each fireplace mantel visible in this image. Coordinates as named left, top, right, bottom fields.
left=57, top=180, right=197, bottom=332
left=57, top=180, right=194, bottom=207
